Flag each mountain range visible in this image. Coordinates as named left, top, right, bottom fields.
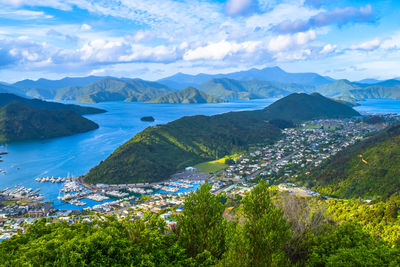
left=5, top=66, right=400, bottom=104
left=158, top=66, right=335, bottom=89
left=85, top=93, right=360, bottom=184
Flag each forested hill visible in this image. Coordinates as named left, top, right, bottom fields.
left=85, top=93, right=360, bottom=184
left=300, top=122, right=400, bottom=199
left=259, top=93, right=360, bottom=122
left=0, top=103, right=99, bottom=142
left=0, top=93, right=105, bottom=115
left=147, top=87, right=224, bottom=103
left=54, top=78, right=173, bottom=104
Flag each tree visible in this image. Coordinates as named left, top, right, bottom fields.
left=222, top=180, right=291, bottom=266
left=176, top=183, right=227, bottom=263
left=307, top=223, right=400, bottom=267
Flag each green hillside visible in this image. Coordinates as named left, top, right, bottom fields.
left=258, top=93, right=360, bottom=122
left=346, top=86, right=400, bottom=100
left=85, top=93, right=360, bottom=184
left=147, top=87, right=224, bottom=103
left=55, top=78, right=173, bottom=103
left=316, top=79, right=359, bottom=97
left=0, top=103, right=99, bottom=142
left=0, top=93, right=105, bottom=115
left=299, top=123, right=400, bottom=199
left=198, top=78, right=310, bottom=99
left=316, top=79, right=400, bottom=100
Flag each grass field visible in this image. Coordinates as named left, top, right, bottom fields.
left=194, top=161, right=228, bottom=173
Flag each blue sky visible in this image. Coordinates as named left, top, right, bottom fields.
left=0, top=0, right=399, bottom=82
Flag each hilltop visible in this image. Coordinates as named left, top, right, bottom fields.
left=0, top=103, right=99, bottom=142
left=54, top=78, right=174, bottom=103
left=148, top=87, right=224, bottom=103
left=258, top=93, right=360, bottom=122
left=85, top=93, right=359, bottom=184
left=0, top=93, right=105, bottom=115
left=299, top=123, right=400, bottom=199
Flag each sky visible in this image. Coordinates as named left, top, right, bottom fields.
left=0, top=0, right=400, bottom=83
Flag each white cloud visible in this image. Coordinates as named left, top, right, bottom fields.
left=80, top=24, right=92, bottom=31
left=183, top=40, right=261, bottom=61
left=267, top=30, right=316, bottom=52
left=350, top=39, right=381, bottom=51
left=320, top=44, right=337, bottom=54
left=0, top=9, right=53, bottom=20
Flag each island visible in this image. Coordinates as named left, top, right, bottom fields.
left=140, top=116, right=155, bottom=122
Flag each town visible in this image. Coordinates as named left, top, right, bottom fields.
left=1, top=114, right=398, bottom=242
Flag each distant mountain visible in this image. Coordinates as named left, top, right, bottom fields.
left=85, top=93, right=359, bottom=184
left=316, top=79, right=359, bottom=97
left=13, top=76, right=111, bottom=99
left=148, top=87, right=224, bottom=103
left=0, top=93, right=105, bottom=115
left=158, top=66, right=334, bottom=89
left=54, top=78, right=174, bottom=103
left=356, top=78, right=382, bottom=84
left=13, top=76, right=109, bottom=90
left=198, top=78, right=312, bottom=100
left=345, top=86, right=400, bottom=100
left=257, top=93, right=360, bottom=122
left=0, top=84, right=25, bottom=96
left=0, top=103, right=99, bottom=142
left=301, top=123, right=400, bottom=199
left=316, top=79, right=400, bottom=100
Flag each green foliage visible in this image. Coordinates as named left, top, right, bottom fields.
left=0, top=102, right=99, bottom=142
left=307, top=223, right=400, bottom=266
left=148, top=87, right=224, bottom=103
left=0, top=215, right=191, bottom=266
left=302, top=123, right=400, bottom=198
left=222, top=181, right=291, bottom=266
left=176, top=183, right=227, bottom=264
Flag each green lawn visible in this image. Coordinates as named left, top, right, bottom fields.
left=194, top=161, right=228, bottom=173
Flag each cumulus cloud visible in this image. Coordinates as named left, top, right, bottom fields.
left=272, top=5, right=375, bottom=33
left=0, top=38, right=50, bottom=68
left=267, top=30, right=316, bottom=52
left=183, top=40, right=261, bottom=61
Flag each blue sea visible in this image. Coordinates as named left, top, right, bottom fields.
left=0, top=98, right=398, bottom=209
